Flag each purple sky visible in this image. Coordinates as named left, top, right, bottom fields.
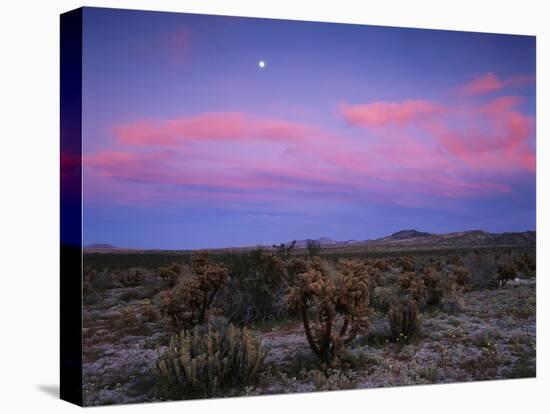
left=81, top=7, right=536, bottom=249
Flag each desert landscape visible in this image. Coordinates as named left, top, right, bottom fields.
left=81, top=230, right=536, bottom=405
left=71, top=8, right=536, bottom=406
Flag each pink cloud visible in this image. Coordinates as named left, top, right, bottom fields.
left=113, top=112, right=317, bottom=146
left=459, top=72, right=535, bottom=96
left=426, top=96, right=534, bottom=173
left=86, top=77, right=535, bottom=209
left=460, top=72, right=504, bottom=96
left=340, top=100, right=444, bottom=127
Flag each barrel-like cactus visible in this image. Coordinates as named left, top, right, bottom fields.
left=388, top=297, right=420, bottom=339
left=421, top=266, right=444, bottom=305
left=153, top=321, right=268, bottom=398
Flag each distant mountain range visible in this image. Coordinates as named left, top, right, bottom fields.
left=84, top=229, right=535, bottom=252
left=290, top=229, right=535, bottom=249
left=85, top=243, right=116, bottom=249
left=84, top=243, right=130, bottom=252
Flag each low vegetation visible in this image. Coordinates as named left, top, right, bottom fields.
left=287, top=258, right=374, bottom=363
left=153, top=319, right=268, bottom=399
left=81, top=245, right=536, bottom=405
left=159, top=251, right=228, bottom=330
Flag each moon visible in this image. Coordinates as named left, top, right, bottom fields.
left=258, top=60, right=266, bottom=69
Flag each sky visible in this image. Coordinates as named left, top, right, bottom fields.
left=80, top=7, right=536, bottom=249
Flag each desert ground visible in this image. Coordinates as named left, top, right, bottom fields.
left=82, top=243, right=536, bottom=406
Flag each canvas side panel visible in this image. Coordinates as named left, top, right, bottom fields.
left=60, top=7, right=83, bottom=407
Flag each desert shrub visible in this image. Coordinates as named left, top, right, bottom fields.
left=514, top=258, right=528, bottom=276
left=388, top=297, right=420, bottom=339
left=497, top=264, right=517, bottom=288
left=427, top=257, right=443, bottom=272
left=120, top=306, right=138, bottom=328
left=440, top=283, right=465, bottom=314
left=446, top=255, right=463, bottom=266
left=515, top=252, right=536, bottom=278
left=159, top=251, right=228, bottom=330
left=221, top=249, right=287, bottom=325
left=469, top=252, right=499, bottom=288
left=523, top=252, right=536, bottom=272
left=370, top=258, right=390, bottom=272
left=397, top=272, right=426, bottom=306
left=451, top=266, right=472, bottom=289
left=87, top=268, right=120, bottom=291
left=421, top=267, right=444, bottom=306
left=119, top=288, right=143, bottom=302
left=287, top=258, right=374, bottom=362
left=140, top=304, right=161, bottom=322
left=153, top=320, right=268, bottom=398
left=399, top=256, right=416, bottom=272
left=371, top=286, right=397, bottom=313
left=117, top=268, right=145, bottom=287
left=158, top=263, right=189, bottom=287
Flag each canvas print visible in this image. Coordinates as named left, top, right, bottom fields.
left=60, top=7, right=536, bottom=406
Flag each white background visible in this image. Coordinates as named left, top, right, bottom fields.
left=0, top=0, right=548, bottom=412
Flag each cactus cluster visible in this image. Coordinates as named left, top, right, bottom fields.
left=154, top=321, right=268, bottom=398
left=398, top=256, right=416, bottom=272
left=287, top=258, right=374, bottom=362
left=398, top=271, right=427, bottom=306
left=369, top=258, right=390, bottom=272
left=159, top=251, right=229, bottom=330
left=451, top=266, right=472, bottom=289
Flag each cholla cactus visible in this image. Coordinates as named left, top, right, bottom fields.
left=399, top=256, right=416, bottom=272
left=369, top=258, right=390, bottom=272
left=398, top=272, right=426, bottom=305
left=154, top=322, right=268, bottom=398
left=287, top=258, right=373, bottom=362
left=159, top=251, right=228, bottom=329
left=451, top=266, right=472, bottom=289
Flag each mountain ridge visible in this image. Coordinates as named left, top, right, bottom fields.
left=288, top=229, right=535, bottom=248
left=84, top=229, right=535, bottom=252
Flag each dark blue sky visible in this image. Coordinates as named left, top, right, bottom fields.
left=80, top=7, right=535, bottom=249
